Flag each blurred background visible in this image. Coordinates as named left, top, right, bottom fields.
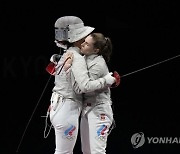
left=1, top=0, right=180, bottom=153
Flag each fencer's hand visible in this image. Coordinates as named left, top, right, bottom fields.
left=46, top=54, right=62, bottom=75
left=63, top=51, right=74, bottom=72
left=111, top=71, right=121, bottom=88
left=104, top=72, right=116, bottom=86
left=50, top=54, right=61, bottom=65
left=46, top=62, right=56, bottom=75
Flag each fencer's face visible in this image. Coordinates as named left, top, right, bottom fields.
left=81, top=35, right=98, bottom=56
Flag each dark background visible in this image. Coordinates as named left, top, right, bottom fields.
left=1, top=0, right=180, bottom=154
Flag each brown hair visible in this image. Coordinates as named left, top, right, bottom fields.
left=90, top=33, right=112, bottom=63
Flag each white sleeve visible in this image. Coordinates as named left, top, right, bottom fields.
left=71, top=52, right=108, bottom=93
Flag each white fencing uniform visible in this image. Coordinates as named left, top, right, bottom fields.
left=49, top=47, right=113, bottom=154
left=73, top=54, right=114, bottom=154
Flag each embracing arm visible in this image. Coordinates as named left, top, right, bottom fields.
left=71, top=52, right=115, bottom=93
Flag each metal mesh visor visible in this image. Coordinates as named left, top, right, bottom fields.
left=55, top=27, right=69, bottom=41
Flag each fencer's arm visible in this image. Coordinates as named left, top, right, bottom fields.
left=71, top=52, right=115, bottom=93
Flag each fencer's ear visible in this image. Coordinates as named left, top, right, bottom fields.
left=94, top=48, right=99, bottom=53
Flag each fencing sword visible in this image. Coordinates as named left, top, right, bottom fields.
left=120, top=54, right=180, bottom=78
left=16, top=48, right=66, bottom=153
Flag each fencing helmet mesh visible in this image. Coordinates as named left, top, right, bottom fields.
left=54, top=16, right=94, bottom=43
